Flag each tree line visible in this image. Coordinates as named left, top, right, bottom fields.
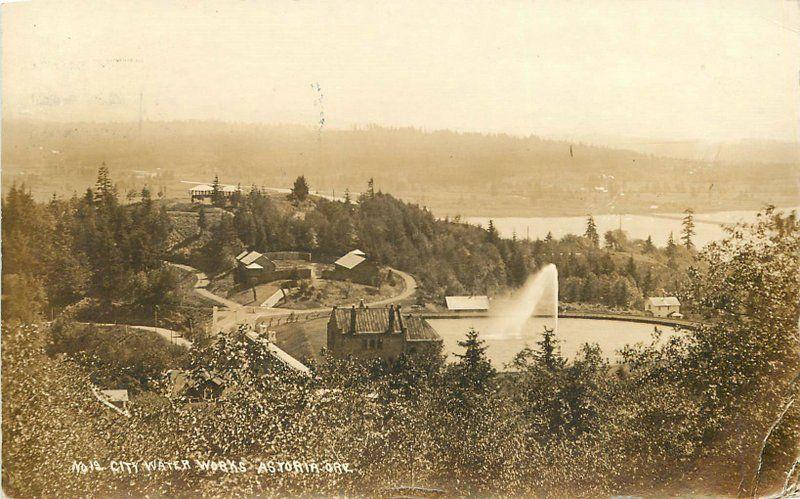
left=2, top=165, right=178, bottom=323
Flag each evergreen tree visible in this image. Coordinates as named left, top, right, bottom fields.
left=641, top=267, right=654, bottom=296
left=535, top=326, right=566, bottom=372
left=625, top=255, right=639, bottom=288
left=452, top=328, right=496, bottom=392
left=367, top=177, right=375, bottom=198
left=681, top=208, right=696, bottom=249
left=290, top=175, right=310, bottom=202
left=211, top=175, right=225, bottom=207
left=486, top=219, right=499, bottom=244
left=666, top=231, right=677, bottom=256
left=585, top=215, right=599, bottom=247
left=666, top=231, right=678, bottom=269
left=94, top=163, right=116, bottom=206
left=198, top=205, right=207, bottom=234
left=509, top=246, right=529, bottom=286
left=613, top=278, right=630, bottom=307
left=644, top=235, right=655, bottom=253
left=544, top=231, right=554, bottom=243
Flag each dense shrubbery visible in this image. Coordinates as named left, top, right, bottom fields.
left=46, top=321, right=188, bottom=393
left=3, top=208, right=798, bottom=497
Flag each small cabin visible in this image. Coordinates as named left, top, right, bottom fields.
left=99, top=389, right=130, bottom=411
left=235, top=250, right=277, bottom=282
left=644, top=296, right=681, bottom=318
left=326, top=249, right=380, bottom=286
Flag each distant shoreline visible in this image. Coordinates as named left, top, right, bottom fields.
left=428, top=200, right=799, bottom=220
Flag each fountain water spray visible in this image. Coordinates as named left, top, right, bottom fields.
left=485, top=263, right=558, bottom=339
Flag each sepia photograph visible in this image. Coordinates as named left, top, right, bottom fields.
left=1, top=0, right=799, bottom=496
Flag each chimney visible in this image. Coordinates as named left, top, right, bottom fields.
left=396, top=305, right=404, bottom=332
left=387, top=305, right=396, bottom=333
left=350, top=305, right=357, bottom=334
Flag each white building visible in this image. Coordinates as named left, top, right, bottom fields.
left=189, top=183, right=241, bottom=203
left=644, top=296, right=681, bottom=318
left=445, top=295, right=490, bottom=312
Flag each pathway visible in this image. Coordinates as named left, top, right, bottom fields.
left=166, top=262, right=239, bottom=308
left=364, top=267, right=417, bottom=307
left=88, top=322, right=193, bottom=348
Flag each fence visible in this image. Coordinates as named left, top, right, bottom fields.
left=258, top=310, right=329, bottom=328
left=266, top=251, right=312, bottom=261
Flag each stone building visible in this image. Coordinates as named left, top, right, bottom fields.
left=327, top=304, right=441, bottom=362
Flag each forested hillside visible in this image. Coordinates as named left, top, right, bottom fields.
left=4, top=120, right=796, bottom=216
left=188, top=182, right=694, bottom=308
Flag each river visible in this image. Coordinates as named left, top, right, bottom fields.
left=465, top=207, right=797, bottom=247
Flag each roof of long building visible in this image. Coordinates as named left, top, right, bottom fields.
left=445, top=295, right=490, bottom=311
left=331, top=306, right=440, bottom=341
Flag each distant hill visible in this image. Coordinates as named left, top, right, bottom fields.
left=569, top=134, right=800, bottom=165
left=3, top=120, right=797, bottom=216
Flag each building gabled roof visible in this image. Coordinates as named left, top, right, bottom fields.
left=221, top=185, right=240, bottom=193
left=237, top=251, right=265, bottom=265
left=100, top=389, right=129, bottom=402
left=245, top=263, right=263, bottom=270
left=190, top=184, right=213, bottom=192
left=331, top=307, right=440, bottom=341
left=235, top=250, right=249, bottom=260
left=445, top=295, right=490, bottom=311
left=350, top=249, right=366, bottom=256
left=647, top=296, right=680, bottom=307
left=335, top=251, right=366, bottom=270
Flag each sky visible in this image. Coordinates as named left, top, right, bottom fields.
left=2, top=0, right=799, bottom=142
